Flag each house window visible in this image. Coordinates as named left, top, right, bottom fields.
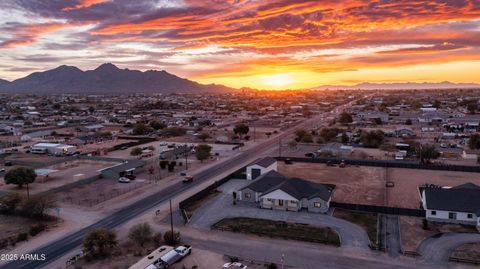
left=431, top=211, right=436, bottom=216
left=244, top=193, right=251, bottom=199
left=278, top=200, right=284, bottom=206
left=448, top=212, right=457, bottom=220
left=467, top=213, right=473, bottom=219
left=314, top=202, right=321, bottom=208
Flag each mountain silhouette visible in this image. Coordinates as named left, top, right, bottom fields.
left=0, top=63, right=233, bottom=94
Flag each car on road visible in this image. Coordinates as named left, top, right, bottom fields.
left=182, top=175, right=193, bottom=183
left=118, top=177, right=131, bottom=183
left=159, top=141, right=167, bottom=146
left=0, top=168, right=5, bottom=173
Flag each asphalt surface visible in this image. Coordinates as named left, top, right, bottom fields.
left=384, top=214, right=401, bottom=257
left=417, top=232, right=480, bottom=264
left=182, top=230, right=452, bottom=269
left=0, top=108, right=336, bottom=269
left=189, top=193, right=370, bottom=249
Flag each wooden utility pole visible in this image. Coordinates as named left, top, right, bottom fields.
left=278, top=137, right=282, bottom=157
left=184, top=144, right=188, bottom=170
left=169, top=199, right=174, bottom=236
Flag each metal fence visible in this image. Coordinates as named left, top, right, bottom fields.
left=275, top=156, right=480, bottom=172
left=331, top=202, right=425, bottom=217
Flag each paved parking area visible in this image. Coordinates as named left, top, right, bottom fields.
left=189, top=193, right=370, bottom=249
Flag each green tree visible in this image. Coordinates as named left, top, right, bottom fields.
left=195, top=144, right=212, bottom=163
left=338, top=112, right=353, bottom=125
left=4, top=167, right=36, bottom=190
left=128, top=223, right=153, bottom=247
left=416, top=144, right=441, bottom=164
left=360, top=130, right=385, bottom=148
left=130, top=147, right=143, bottom=156
left=19, top=195, right=55, bottom=219
left=319, top=128, right=341, bottom=143
left=149, top=120, right=166, bottom=130
left=133, top=123, right=152, bottom=135
left=163, top=230, right=181, bottom=246
left=469, top=133, right=480, bottom=149
left=405, top=119, right=412, bottom=125
left=294, top=129, right=308, bottom=142
left=83, top=229, right=118, bottom=259
left=0, top=192, right=23, bottom=214
left=233, top=123, right=249, bottom=138
left=198, top=133, right=210, bottom=142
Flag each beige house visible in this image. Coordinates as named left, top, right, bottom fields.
left=238, top=170, right=334, bottom=213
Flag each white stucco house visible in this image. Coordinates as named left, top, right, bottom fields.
left=420, top=183, right=480, bottom=231
left=246, top=157, right=277, bottom=180
left=238, top=170, right=334, bottom=213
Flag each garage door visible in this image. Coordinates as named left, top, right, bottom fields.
left=251, top=168, right=261, bottom=179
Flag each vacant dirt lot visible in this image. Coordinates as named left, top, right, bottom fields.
left=57, top=177, right=150, bottom=207
left=0, top=159, right=116, bottom=195
left=4, top=153, right=65, bottom=164
left=278, top=162, right=385, bottom=205
left=386, top=168, right=480, bottom=208
left=451, top=243, right=480, bottom=261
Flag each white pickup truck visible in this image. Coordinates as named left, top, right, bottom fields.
left=149, top=245, right=192, bottom=269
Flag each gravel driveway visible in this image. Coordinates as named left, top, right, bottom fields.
left=189, top=193, right=371, bottom=249
left=417, top=232, right=480, bottom=263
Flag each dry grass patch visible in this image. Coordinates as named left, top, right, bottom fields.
left=213, top=217, right=340, bottom=247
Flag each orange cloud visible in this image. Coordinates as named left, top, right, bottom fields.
left=63, top=0, right=111, bottom=11
left=0, top=23, right=67, bottom=48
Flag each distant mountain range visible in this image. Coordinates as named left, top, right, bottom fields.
left=313, top=81, right=480, bottom=90
left=0, top=63, right=233, bottom=94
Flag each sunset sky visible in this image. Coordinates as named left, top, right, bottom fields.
left=1, top=0, right=480, bottom=90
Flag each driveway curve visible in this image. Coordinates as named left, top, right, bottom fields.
left=417, top=232, right=480, bottom=263
left=189, top=194, right=371, bottom=249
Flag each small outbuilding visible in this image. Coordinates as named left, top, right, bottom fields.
left=246, top=157, right=277, bottom=180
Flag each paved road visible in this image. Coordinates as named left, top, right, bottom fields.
left=190, top=193, right=371, bottom=249
left=0, top=104, right=344, bottom=269
left=384, top=214, right=402, bottom=257
left=417, top=232, right=480, bottom=264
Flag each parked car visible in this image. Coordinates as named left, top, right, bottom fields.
left=118, top=177, right=131, bottom=183
left=154, top=245, right=192, bottom=269
left=223, top=262, right=247, bottom=269
left=0, top=168, right=5, bottom=173
left=182, top=176, right=193, bottom=183
left=159, top=141, right=167, bottom=146
left=4, top=161, right=12, bottom=166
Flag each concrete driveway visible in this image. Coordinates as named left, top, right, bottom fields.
left=417, top=232, right=480, bottom=263
left=189, top=193, right=371, bottom=249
